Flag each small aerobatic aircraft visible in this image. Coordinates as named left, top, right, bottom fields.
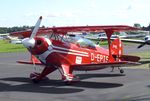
left=11, top=16, right=140, bottom=84
left=119, top=35, right=150, bottom=48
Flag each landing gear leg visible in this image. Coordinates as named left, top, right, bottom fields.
left=60, top=64, right=80, bottom=85
left=111, top=67, right=115, bottom=72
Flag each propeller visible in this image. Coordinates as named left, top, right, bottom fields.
left=22, top=16, right=42, bottom=48
left=137, top=43, right=146, bottom=48
left=30, top=16, right=42, bottom=38
left=21, top=16, right=42, bottom=72
left=137, top=36, right=150, bottom=48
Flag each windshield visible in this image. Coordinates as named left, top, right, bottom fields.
left=66, top=36, right=96, bottom=48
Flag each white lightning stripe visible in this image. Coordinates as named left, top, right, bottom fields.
left=51, top=45, right=88, bottom=55
left=37, top=47, right=89, bottom=62
left=37, top=50, right=51, bottom=63
left=52, top=49, right=89, bottom=57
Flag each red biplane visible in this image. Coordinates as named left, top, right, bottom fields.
left=11, top=16, right=140, bottom=84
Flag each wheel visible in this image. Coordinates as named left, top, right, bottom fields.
left=64, top=80, right=79, bottom=85
left=65, top=81, right=72, bottom=85
left=30, top=72, right=40, bottom=83
left=32, top=78, right=40, bottom=84
left=120, top=69, right=124, bottom=74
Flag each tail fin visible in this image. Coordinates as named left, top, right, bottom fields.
left=110, top=38, right=140, bottom=62
left=110, top=38, right=123, bottom=61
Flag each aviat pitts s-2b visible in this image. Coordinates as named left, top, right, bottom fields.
left=11, top=16, right=140, bottom=84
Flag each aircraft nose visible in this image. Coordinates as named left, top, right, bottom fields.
left=22, top=38, right=35, bottom=48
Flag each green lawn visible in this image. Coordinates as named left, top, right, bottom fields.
left=130, top=51, right=150, bottom=69
left=0, top=40, right=26, bottom=52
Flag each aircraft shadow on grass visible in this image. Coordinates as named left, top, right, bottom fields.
left=0, top=73, right=124, bottom=94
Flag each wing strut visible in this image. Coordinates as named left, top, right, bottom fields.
left=104, top=29, right=115, bottom=62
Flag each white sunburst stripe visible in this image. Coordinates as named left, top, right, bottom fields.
left=52, top=49, right=89, bottom=57
left=51, top=45, right=88, bottom=55
left=37, top=45, right=89, bottom=63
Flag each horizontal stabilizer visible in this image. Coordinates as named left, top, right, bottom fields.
left=16, top=54, right=43, bottom=65
left=17, top=60, right=43, bottom=65
left=120, top=55, right=140, bottom=62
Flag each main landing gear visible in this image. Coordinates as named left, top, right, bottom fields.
left=30, top=66, right=57, bottom=83
left=62, top=74, right=80, bottom=85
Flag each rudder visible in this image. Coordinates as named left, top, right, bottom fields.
left=110, top=38, right=123, bottom=61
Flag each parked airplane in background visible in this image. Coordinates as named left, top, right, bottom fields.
left=0, top=33, right=9, bottom=40
left=10, top=16, right=140, bottom=84
left=120, top=35, right=150, bottom=48
left=85, top=31, right=145, bottom=40
left=5, top=36, right=22, bottom=44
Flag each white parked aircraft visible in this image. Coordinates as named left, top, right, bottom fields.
left=120, top=35, right=150, bottom=48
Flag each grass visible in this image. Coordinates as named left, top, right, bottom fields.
left=0, top=40, right=26, bottom=52
left=130, top=51, right=150, bottom=69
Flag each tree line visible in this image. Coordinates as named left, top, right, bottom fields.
left=0, top=26, right=34, bottom=34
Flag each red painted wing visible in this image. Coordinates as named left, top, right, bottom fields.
left=10, top=25, right=138, bottom=38
left=10, top=28, right=52, bottom=38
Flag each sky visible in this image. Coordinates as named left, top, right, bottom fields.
left=0, top=0, right=150, bottom=27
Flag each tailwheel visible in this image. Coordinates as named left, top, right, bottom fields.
left=32, top=78, right=40, bottom=84
left=117, top=67, right=124, bottom=74
left=119, top=69, right=124, bottom=74
left=30, top=72, right=40, bottom=83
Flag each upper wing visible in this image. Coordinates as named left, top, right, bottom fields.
left=10, top=28, right=52, bottom=38
left=10, top=25, right=138, bottom=38
left=71, top=61, right=140, bottom=71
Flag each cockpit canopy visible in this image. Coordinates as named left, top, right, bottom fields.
left=37, top=33, right=97, bottom=49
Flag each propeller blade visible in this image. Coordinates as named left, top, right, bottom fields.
left=30, top=16, right=42, bottom=38
left=137, top=43, right=146, bottom=48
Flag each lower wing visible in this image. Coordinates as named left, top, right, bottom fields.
left=71, top=61, right=140, bottom=71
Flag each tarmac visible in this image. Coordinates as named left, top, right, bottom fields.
left=0, top=44, right=149, bottom=101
